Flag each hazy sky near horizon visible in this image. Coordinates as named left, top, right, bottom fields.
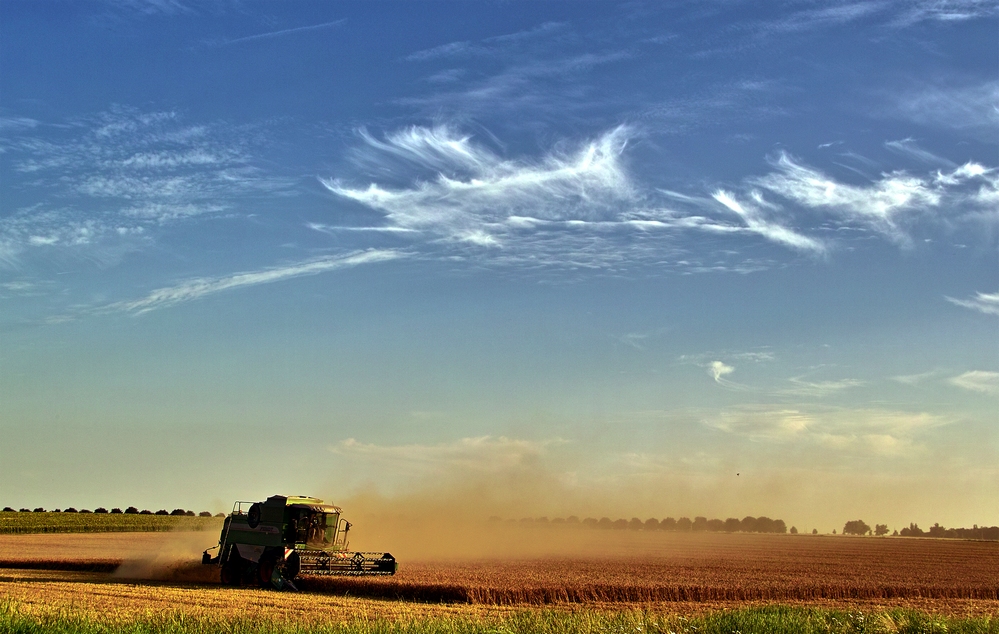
left=1, top=0, right=996, bottom=531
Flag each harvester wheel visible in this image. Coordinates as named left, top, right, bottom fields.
left=257, top=550, right=278, bottom=588
left=258, top=558, right=275, bottom=588
left=220, top=558, right=241, bottom=586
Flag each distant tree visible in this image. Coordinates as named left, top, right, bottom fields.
left=774, top=519, right=787, bottom=534
left=565, top=516, right=580, bottom=525
left=535, top=517, right=549, bottom=525
left=64, top=508, right=78, bottom=513
left=94, top=508, right=108, bottom=514
left=19, top=508, right=30, bottom=513
left=628, top=517, right=644, bottom=530
left=660, top=517, right=677, bottom=531
left=583, top=518, right=599, bottom=528
left=170, top=509, right=187, bottom=516
left=54, top=509, right=61, bottom=513
left=644, top=518, right=660, bottom=531
left=676, top=517, right=692, bottom=532
left=155, top=510, right=169, bottom=515
left=33, top=508, right=45, bottom=513
left=843, top=520, right=871, bottom=536
left=706, top=519, right=725, bottom=532
left=875, top=524, right=889, bottom=536
left=741, top=516, right=758, bottom=533
left=724, top=518, right=741, bottom=532
left=110, top=508, right=123, bottom=514
left=79, top=509, right=92, bottom=514
left=551, top=517, right=566, bottom=525
left=811, top=528, right=818, bottom=535
left=139, top=510, right=153, bottom=515
left=756, top=517, right=778, bottom=533
left=198, top=511, right=213, bottom=518
left=832, top=529, right=837, bottom=534
left=214, top=512, right=225, bottom=518
left=790, top=526, right=798, bottom=534
left=612, top=518, right=629, bottom=530
left=692, top=516, right=708, bottom=531
left=125, top=507, right=139, bottom=514
left=892, top=529, right=898, bottom=536
left=928, top=523, right=946, bottom=537
left=2, top=507, right=13, bottom=512
left=899, top=523, right=918, bottom=537
left=598, top=517, right=614, bottom=529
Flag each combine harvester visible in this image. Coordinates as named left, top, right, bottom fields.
left=203, top=495, right=396, bottom=589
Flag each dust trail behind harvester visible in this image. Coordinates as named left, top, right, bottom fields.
left=335, top=461, right=683, bottom=562
left=113, top=529, right=219, bottom=583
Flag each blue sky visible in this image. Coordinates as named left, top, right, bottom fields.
left=1, top=1, right=996, bottom=530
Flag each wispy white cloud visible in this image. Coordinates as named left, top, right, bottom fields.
left=892, top=0, right=999, bottom=25
left=786, top=377, right=865, bottom=397
left=892, top=80, right=999, bottom=137
left=946, top=290, right=999, bottom=316
left=331, top=435, right=562, bottom=474
left=105, top=249, right=402, bottom=315
left=704, top=406, right=949, bottom=455
left=948, top=371, right=999, bottom=394
left=712, top=189, right=826, bottom=253
left=884, top=138, right=956, bottom=167
left=324, top=125, right=634, bottom=246
left=751, top=153, right=997, bottom=244
left=0, top=107, right=292, bottom=265
left=703, top=360, right=753, bottom=391
left=213, top=19, right=346, bottom=46
left=405, top=22, right=567, bottom=61
left=891, top=370, right=941, bottom=384
left=323, top=124, right=996, bottom=271
left=709, top=361, right=734, bottom=383
left=0, top=116, right=39, bottom=132
left=754, top=2, right=883, bottom=35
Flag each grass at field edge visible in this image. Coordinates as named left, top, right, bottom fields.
left=1, top=600, right=996, bottom=634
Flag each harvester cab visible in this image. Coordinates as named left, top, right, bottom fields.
left=203, top=495, right=396, bottom=589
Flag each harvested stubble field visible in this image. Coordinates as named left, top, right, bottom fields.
left=0, top=530, right=997, bottom=622
left=300, top=532, right=999, bottom=606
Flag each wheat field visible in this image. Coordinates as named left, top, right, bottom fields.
left=1, top=530, right=997, bottom=621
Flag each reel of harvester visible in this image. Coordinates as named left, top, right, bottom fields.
left=298, top=549, right=398, bottom=576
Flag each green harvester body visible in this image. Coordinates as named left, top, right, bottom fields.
left=203, top=494, right=396, bottom=588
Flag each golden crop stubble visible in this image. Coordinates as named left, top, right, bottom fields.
left=299, top=532, right=999, bottom=605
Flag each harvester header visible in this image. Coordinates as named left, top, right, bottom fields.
left=203, top=494, right=396, bottom=589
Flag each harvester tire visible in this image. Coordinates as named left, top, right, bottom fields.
left=258, top=558, right=275, bottom=588
left=257, top=549, right=281, bottom=588
left=220, top=557, right=242, bottom=586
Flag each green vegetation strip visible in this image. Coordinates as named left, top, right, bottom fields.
left=1, top=602, right=996, bottom=634
left=0, top=512, right=222, bottom=534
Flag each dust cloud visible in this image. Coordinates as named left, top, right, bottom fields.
left=113, top=529, right=218, bottom=583
left=329, top=441, right=999, bottom=561
left=334, top=461, right=725, bottom=562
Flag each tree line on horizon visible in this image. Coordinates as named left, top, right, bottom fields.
left=1, top=506, right=223, bottom=517
left=842, top=519, right=998, bottom=541
left=489, top=515, right=791, bottom=534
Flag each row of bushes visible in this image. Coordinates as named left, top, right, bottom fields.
left=1, top=506, right=223, bottom=517
left=489, top=515, right=790, bottom=534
